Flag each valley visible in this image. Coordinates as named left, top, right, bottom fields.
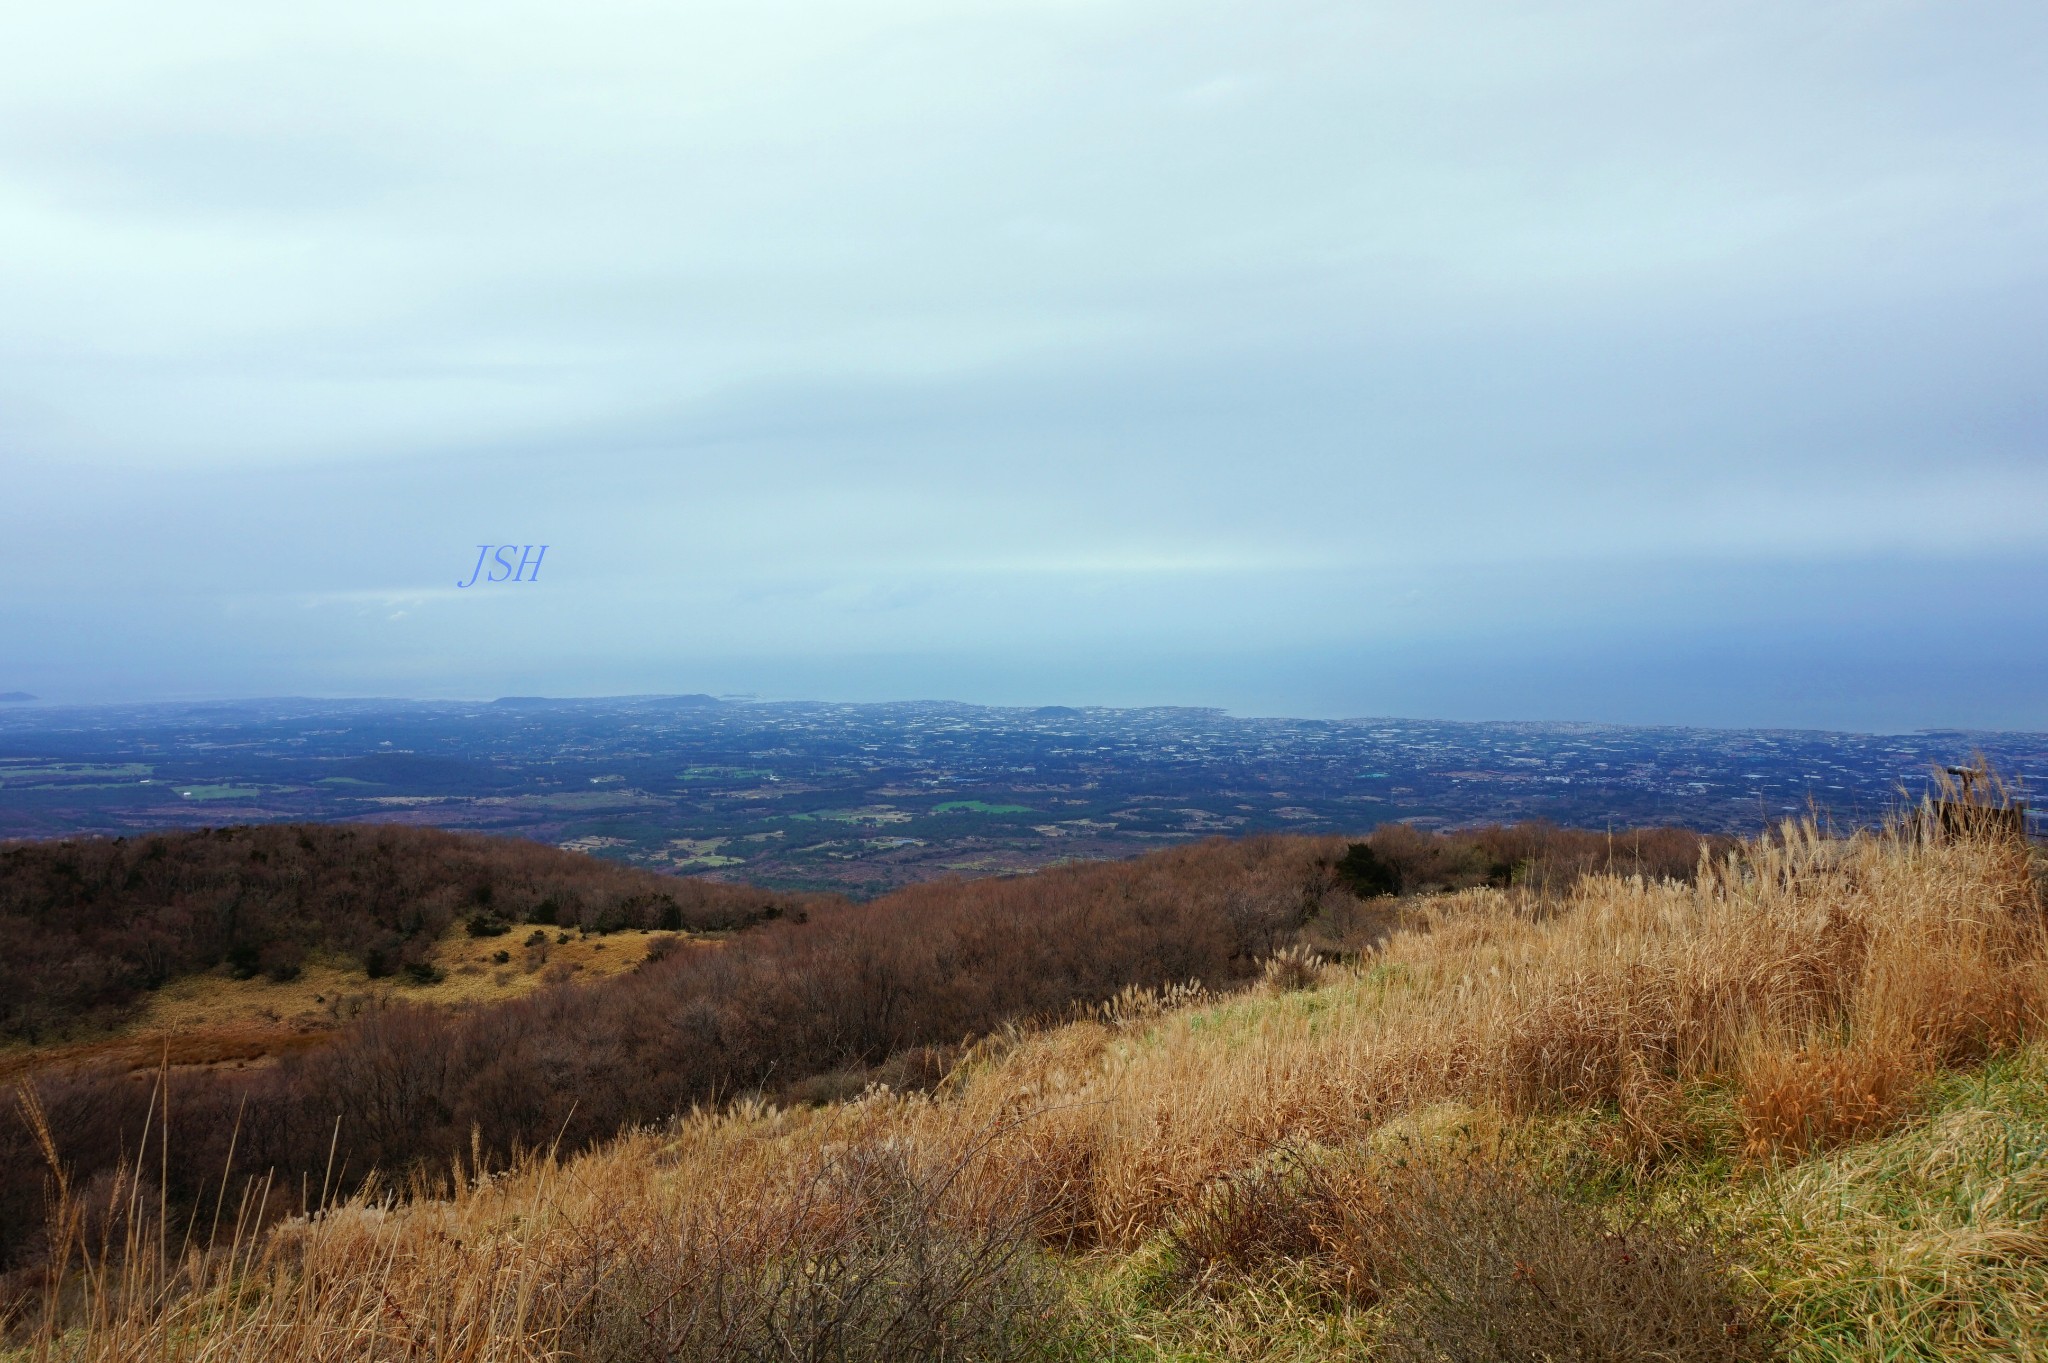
left=4, top=695, right=2040, bottom=894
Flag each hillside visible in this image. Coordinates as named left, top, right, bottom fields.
left=0, top=822, right=818, bottom=1048
left=0, top=819, right=1716, bottom=1276
left=9, top=815, right=2041, bottom=1359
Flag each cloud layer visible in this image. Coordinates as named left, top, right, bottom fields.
left=2, top=1, right=2045, bottom=725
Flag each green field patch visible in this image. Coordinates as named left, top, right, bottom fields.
left=0, top=762, right=153, bottom=783
left=317, top=776, right=380, bottom=786
left=176, top=785, right=261, bottom=800
left=677, top=766, right=773, bottom=781
left=932, top=800, right=1034, bottom=815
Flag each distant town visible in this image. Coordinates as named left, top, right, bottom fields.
left=2, top=695, right=2041, bottom=895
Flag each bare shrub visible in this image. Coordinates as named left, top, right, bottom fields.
left=1299, top=887, right=1403, bottom=957
left=1155, top=1140, right=1770, bottom=1362
left=1162, top=1152, right=1339, bottom=1296
left=1358, top=1156, right=1773, bottom=1363
left=639, top=933, right=684, bottom=968
left=1359, top=820, right=1731, bottom=898
left=571, top=1142, right=1072, bottom=1363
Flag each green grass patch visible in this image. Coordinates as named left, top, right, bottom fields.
left=1728, top=1045, right=2048, bottom=1362
left=175, top=785, right=261, bottom=800
left=1076, top=1244, right=1378, bottom=1363
left=933, top=800, right=1034, bottom=815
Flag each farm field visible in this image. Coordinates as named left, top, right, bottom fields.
left=5, top=697, right=2043, bottom=895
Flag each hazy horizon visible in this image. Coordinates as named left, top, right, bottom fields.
left=5, top=668, right=2046, bottom=739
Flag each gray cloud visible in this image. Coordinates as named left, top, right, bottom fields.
left=1, top=0, right=2044, bottom=722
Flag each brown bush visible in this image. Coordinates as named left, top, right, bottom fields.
left=1159, top=1142, right=1771, bottom=1362
left=562, top=1141, right=1074, bottom=1363
left=1162, top=1152, right=1341, bottom=1297
left=1359, top=820, right=1730, bottom=897
left=1364, top=1156, right=1772, bottom=1363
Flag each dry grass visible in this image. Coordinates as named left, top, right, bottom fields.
left=132, top=924, right=687, bottom=1027
left=10, top=818, right=2044, bottom=1360
left=910, top=822, right=2042, bottom=1251
left=9, top=1096, right=1078, bottom=1362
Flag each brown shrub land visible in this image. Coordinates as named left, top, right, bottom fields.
left=0, top=823, right=817, bottom=1045
left=8, top=814, right=2044, bottom=1359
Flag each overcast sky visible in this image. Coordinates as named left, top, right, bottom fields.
left=2, top=0, right=2045, bottom=728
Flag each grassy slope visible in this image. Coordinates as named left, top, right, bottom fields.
left=1737, top=1049, right=2048, bottom=1361
left=13, top=825, right=2046, bottom=1361
left=1078, top=1046, right=2048, bottom=1362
